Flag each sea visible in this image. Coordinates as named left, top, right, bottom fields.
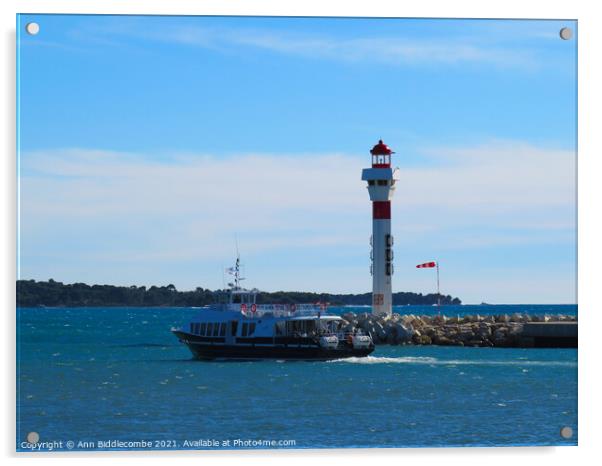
left=16, top=304, right=578, bottom=451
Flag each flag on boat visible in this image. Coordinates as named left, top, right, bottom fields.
left=416, top=261, right=437, bottom=268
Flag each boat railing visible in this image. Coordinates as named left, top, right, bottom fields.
left=223, top=303, right=327, bottom=317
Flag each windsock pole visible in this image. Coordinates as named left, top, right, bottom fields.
left=436, top=261, right=441, bottom=316
left=416, top=261, right=440, bottom=315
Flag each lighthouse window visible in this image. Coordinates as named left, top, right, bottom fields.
left=368, top=180, right=375, bottom=186
left=377, top=180, right=387, bottom=186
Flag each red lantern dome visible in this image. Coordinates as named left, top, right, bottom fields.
left=370, top=139, right=394, bottom=156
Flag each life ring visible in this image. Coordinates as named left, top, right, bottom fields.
left=251, top=304, right=257, bottom=313
left=290, top=303, right=297, bottom=313
left=240, top=303, right=247, bottom=313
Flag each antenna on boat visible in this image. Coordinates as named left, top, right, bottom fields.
left=225, top=234, right=245, bottom=290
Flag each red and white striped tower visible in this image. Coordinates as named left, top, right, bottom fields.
left=361, top=140, right=400, bottom=316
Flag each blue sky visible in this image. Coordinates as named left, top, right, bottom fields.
left=17, top=15, right=577, bottom=303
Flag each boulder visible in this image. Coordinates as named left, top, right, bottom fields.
left=411, top=333, right=422, bottom=345
left=415, top=317, right=430, bottom=328
left=466, top=339, right=485, bottom=347
left=476, top=325, right=492, bottom=339
left=400, top=315, right=415, bottom=327
left=395, top=323, right=415, bottom=343
left=457, top=329, right=475, bottom=342
left=432, top=335, right=457, bottom=346
left=374, top=322, right=387, bottom=340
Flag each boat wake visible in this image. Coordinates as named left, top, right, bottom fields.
left=328, top=356, right=576, bottom=367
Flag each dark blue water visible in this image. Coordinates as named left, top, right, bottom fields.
left=17, top=305, right=577, bottom=451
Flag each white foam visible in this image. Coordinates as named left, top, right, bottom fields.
left=328, top=356, right=438, bottom=364
left=328, top=356, right=576, bottom=367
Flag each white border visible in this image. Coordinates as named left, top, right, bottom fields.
left=3, top=1, right=601, bottom=465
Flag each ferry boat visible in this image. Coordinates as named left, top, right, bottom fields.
left=171, top=256, right=374, bottom=360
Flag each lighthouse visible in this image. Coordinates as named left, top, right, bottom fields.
left=361, top=140, right=400, bottom=316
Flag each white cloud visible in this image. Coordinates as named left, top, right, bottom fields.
left=82, top=21, right=542, bottom=69
left=18, top=141, right=576, bottom=301
left=231, top=33, right=536, bottom=68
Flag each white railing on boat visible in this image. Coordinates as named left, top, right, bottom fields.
left=222, top=303, right=326, bottom=317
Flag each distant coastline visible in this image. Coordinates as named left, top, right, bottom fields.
left=16, top=279, right=461, bottom=308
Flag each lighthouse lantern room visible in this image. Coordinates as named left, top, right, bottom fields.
left=361, top=140, right=400, bottom=316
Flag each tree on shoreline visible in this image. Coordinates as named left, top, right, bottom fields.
left=16, top=279, right=462, bottom=307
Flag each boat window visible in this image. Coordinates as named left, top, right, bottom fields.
left=207, top=323, right=213, bottom=336
left=193, top=323, right=199, bottom=335
left=200, top=323, right=206, bottom=335
left=219, top=323, right=226, bottom=336
left=368, top=180, right=375, bottom=186
left=377, top=180, right=388, bottom=186
left=249, top=323, right=256, bottom=335
left=275, top=321, right=285, bottom=336
left=190, top=323, right=194, bottom=333
left=230, top=321, right=238, bottom=336
left=213, top=323, right=220, bottom=337
left=241, top=322, right=248, bottom=337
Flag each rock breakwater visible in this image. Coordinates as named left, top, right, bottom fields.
left=340, top=312, right=577, bottom=347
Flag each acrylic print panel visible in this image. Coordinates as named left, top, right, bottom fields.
left=16, top=14, right=577, bottom=451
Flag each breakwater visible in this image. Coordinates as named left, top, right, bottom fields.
left=340, top=312, right=578, bottom=348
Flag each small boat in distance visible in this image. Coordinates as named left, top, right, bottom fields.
left=171, top=256, right=375, bottom=360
